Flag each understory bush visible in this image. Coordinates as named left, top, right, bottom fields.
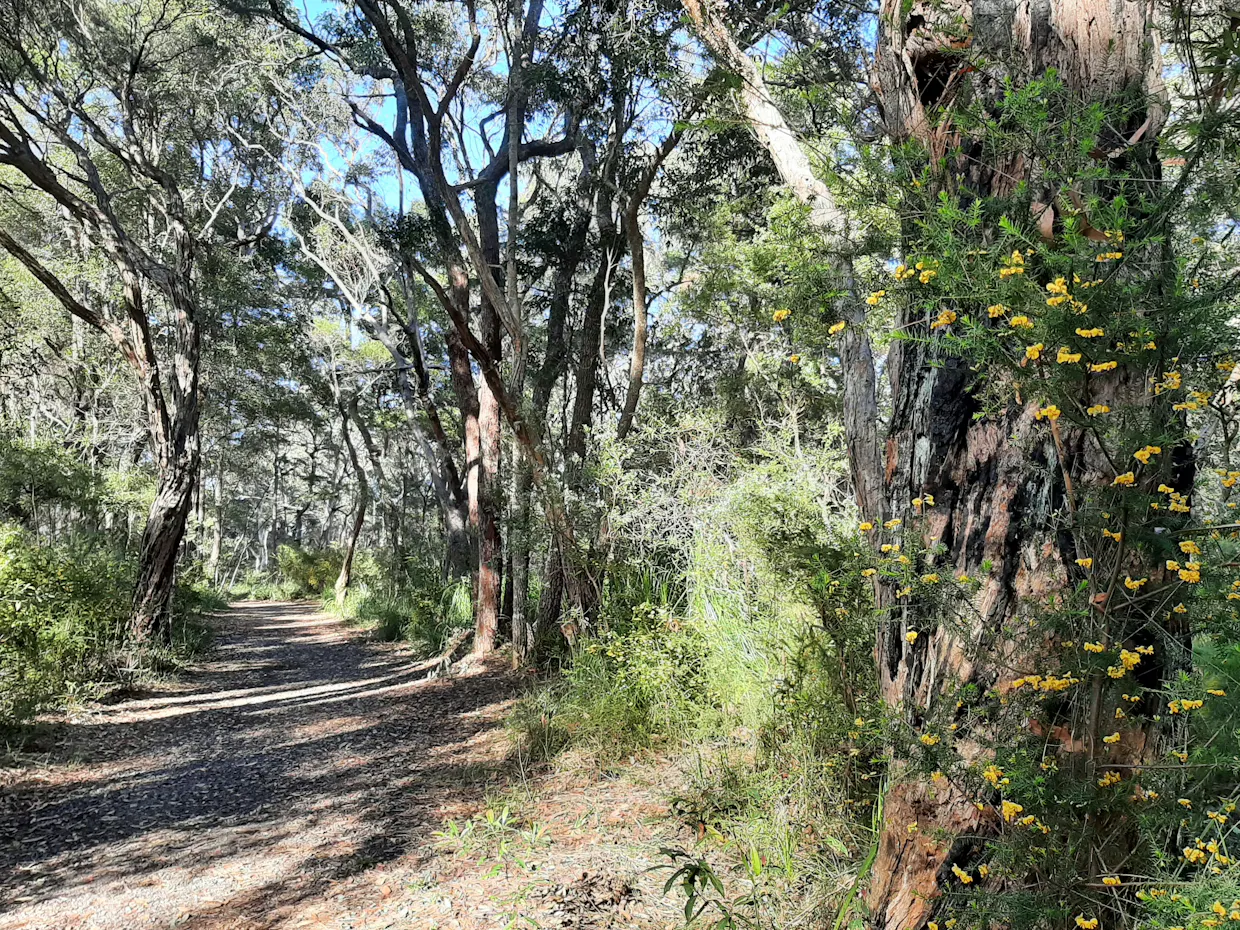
left=329, top=575, right=472, bottom=658
left=0, top=523, right=214, bottom=726
left=510, top=418, right=880, bottom=923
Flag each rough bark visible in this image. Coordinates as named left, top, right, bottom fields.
left=865, top=1, right=1167, bottom=926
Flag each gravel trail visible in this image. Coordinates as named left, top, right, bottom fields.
left=0, top=601, right=514, bottom=930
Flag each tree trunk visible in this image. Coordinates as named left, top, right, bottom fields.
left=864, top=1, right=1167, bottom=926
left=208, top=453, right=223, bottom=584
left=130, top=453, right=196, bottom=641
left=334, top=402, right=368, bottom=602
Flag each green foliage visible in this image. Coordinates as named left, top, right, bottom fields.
left=0, top=524, right=212, bottom=726
left=329, top=573, right=472, bottom=658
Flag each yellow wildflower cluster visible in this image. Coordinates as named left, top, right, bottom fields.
left=1001, top=800, right=1024, bottom=822
left=987, top=304, right=1008, bottom=318
left=1133, top=444, right=1162, bottom=464
left=1010, top=315, right=1034, bottom=329
left=1026, top=343, right=1045, bottom=361
left=1076, top=327, right=1104, bottom=338
left=772, top=308, right=790, bottom=322
left=1036, top=405, right=1061, bottom=421
left=1010, top=672, right=1081, bottom=692
left=1075, top=916, right=1099, bottom=929
left=982, top=764, right=1008, bottom=787
left=1095, top=251, right=1123, bottom=262
left=931, top=309, right=957, bottom=330
left=1086, top=404, right=1110, bottom=416
left=1090, top=360, right=1118, bottom=372
left=952, top=863, right=973, bottom=884
left=1098, top=771, right=1122, bottom=788
left=1169, top=699, right=1205, bottom=714
left=829, top=321, right=846, bottom=335
left=1057, top=346, right=1082, bottom=364
left=1123, top=577, right=1147, bottom=591
left=1154, top=371, right=1183, bottom=394
left=1113, top=472, right=1135, bottom=486
left=1076, top=557, right=1094, bottom=568
left=1000, top=249, right=1025, bottom=277
left=866, top=290, right=886, bottom=305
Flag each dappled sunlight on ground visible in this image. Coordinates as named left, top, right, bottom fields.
left=0, top=602, right=689, bottom=929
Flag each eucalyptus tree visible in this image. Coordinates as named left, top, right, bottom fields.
left=254, top=0, right=699, bottom=654
left=681, top=0, right=1240, bottom=925
left=0, top=0, right=294, bottom=640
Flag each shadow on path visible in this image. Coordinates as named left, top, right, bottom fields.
left=0, top=601, right=515, bottom=930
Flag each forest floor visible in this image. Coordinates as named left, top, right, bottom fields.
left=0, top=602, right=688, bottom=930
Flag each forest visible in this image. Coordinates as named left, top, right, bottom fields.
left=2, top=0, right=1240, bottom=927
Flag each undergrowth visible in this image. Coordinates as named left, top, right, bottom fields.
left=508, top=420, right=879, bottom=927
left=0, top=522, right=217, bottom=727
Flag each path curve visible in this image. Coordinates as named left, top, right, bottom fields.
left=0, top=601, right=514, bottom=930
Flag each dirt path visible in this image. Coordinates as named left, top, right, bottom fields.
left=0, top=602, right=518, bottom=930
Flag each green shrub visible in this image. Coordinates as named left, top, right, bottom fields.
left=0, top=523, right=214, bottom=726
left=328, top=576, right=473, bottom=658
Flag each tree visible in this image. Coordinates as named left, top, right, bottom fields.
left=0, top=0, right=288, bottom=639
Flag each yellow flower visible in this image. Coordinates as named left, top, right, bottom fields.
left=1096, top=251, right=1123, bottom=262
left=1076, top=558, right=1093, bottom=568
left=931, top=310, right=957, bottom=330
left=1098, top=771, right=1121, bottom=787
left=1123, top=577, right=1147, bottom=591
left=1084, top=642, right=1105, bottom=653
left=1076, top=327, right=1104, bottom=338
left=978, top=864, right=990, bottom=878
left=1179, top=798, right=1193, bottom=808
left=884, top=519, right=902, bottom=529
left=1113, top=472, right=1135, bottom=486
left=772, top=309, right=791, bottom=322
left=896, top=586, right=911, bottom=598
left=1086, top=404, right=1110, bottom=416
left=1103, top=732, right=1121, bottom=744
left=1009, top=315, right=1033, bottom=329
left=1180, top=566, right=1202, bottom=583
left=1103, top=529, right=1122, bottom=541
left=1046, top=277, right=1069, bottom=295
left=1026, top=343, right=1045, bottom=361
left=1209, top=688, right=1227, bottom=696
left=906, top=631, right=919, bottom=643
left=921, top=574, right=940, bottom=584
left=952, top=864, right=973, bottom=884
left=1133, top=445, right=1162, bottom=464
left=1167, top=560, right=1181, bottom=571
left=920, top=733, right=940, bottom=745
left=788, top=354, right=801, bottom=363
left=1090, top=360, right=1118, bottom=372
left=1180, top=540, right=1202, bottom=555
left=919, top=269, right=938, bottom=283
left=1075, top=916, right=1099, bottom=929
left=1102, top=875, right=1121, bottom=886
left=861, top=568, right=877, bottom=577
left=987, top=304, right=1008, bottom=318
left=1036, top=405, right=1061, bottom=421
left=829, top=321, right=846, bottom=335
left=859, top=522, right=874, bottom=531
left=982, top=764, right=1005, bottom=787
left=1002, top=800, right=1024, bottom=822
left=1057, top=346, right=1082, bottom=364
left=866, top=290, right=886, bottom=306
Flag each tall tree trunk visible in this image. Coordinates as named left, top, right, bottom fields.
left=208, top=452, right=224, bottom=584
left=864, top=1, right=1167, bottom=926
left=130, top=451, right=197, bottom=640
left=334, top=402, right=368, bottom=603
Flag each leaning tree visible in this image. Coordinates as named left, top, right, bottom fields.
left=0, top=0, right=289, bottom=639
